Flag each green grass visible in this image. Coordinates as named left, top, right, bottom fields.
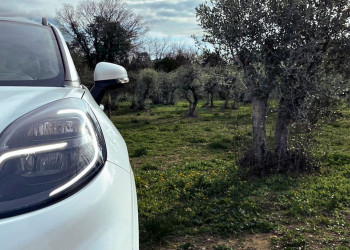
left=112, top=101, right=350, bottom=249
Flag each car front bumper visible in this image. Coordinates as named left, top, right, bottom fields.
left=0, top=161, right=138, bottom=250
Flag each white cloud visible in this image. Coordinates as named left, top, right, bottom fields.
left=0, top=0, right=79, bottom=19
left=0, top=0, right=203, bottom=40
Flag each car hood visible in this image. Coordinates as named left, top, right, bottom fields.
left=0, top=86, right=85, bottom=132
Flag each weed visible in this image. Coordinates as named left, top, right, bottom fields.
left=141, top=162, right=159, bottom=171
left=132, top=147, right=148, bottom=157
left=278, top=230, right=307, bottom=248
left=208, top=140, right=230, bottom=150
left=140, top=215, right=174, bottom=245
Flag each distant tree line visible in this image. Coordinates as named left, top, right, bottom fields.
left=56, top=0, right=246, bottom=117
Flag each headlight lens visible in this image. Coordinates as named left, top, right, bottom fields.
left=0, top=98, right=106, bottom=218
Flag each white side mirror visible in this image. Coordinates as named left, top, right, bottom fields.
left=91, top=62, right=129, bottom=104
left=94, top=62, right=129, bottom=83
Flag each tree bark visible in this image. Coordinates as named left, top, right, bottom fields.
left=210, top=92, right=214, bottom=108
left=274, top=97, right=293, bottom=168
left=139, top=83, right=150, bottom=110
left=251, top=95, right=269, bottom=168
left=224, top=93, right=229, bottom=109
left=187, top=88, right=198, bottom=117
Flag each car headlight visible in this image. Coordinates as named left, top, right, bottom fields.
left=0, top=98, right=106, bottom=218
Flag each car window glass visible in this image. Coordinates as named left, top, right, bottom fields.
left=0, top=22, right=62, bottom=83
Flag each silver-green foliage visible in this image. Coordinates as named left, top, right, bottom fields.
left=197, top=0, right=350, bottom=171
left=133, top=68, right=159, bottom=110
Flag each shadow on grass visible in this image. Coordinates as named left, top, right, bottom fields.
left=137, top=159, right=305, bottom=248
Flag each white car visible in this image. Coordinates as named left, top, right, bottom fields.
left=0, top=18, right=139, bottom=249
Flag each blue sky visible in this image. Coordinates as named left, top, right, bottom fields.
left=126, top=0, right=203, bottom=37
left=0, top=0, right=204, bottom=45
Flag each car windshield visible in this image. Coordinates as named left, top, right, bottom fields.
left=0, top=21, right=64, bottom=86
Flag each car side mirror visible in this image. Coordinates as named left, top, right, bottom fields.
left=90, top=62, right=129, bottom=104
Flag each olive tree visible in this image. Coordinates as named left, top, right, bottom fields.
left=197, top=1, right=281, bottom=168
left=219, top=68, right=239, bottom=110
left=158, top=71, right=179, bottom=105
left=203, top=67, right=219, bottom=108
left=177, top=65, right=204, bottom=117
left=197, top=0, right=350, bottom=171
left=132, top=69, right=159, bottom=110
left=268, top=1, right=350, bottom=169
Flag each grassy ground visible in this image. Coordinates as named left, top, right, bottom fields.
left=112, top=101, right=350, bottom=249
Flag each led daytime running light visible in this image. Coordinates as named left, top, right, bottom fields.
left=0, top=142, right=67, bottom=167
left=49, top=109, right=99, bottom=196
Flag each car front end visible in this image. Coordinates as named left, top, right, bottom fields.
left=0, top=18, right=138, bottom=249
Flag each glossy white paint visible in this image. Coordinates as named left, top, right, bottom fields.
left=0, top=161, right=135, bottom=250
left=0, top=87, right=139, bottom=249
left=94, top=62, right=129, bottom=82
left=0, top=87, right=84, bottom=132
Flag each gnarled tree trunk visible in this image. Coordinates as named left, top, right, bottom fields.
left=210, top=92, right=214, bottom=108
left=251, top=95, right=269, bottom=169
left=187, top=87, right=199, bottom=117
left=274, top=97, right=293, bottom=169
left=224, top=91, right=230, bottom=109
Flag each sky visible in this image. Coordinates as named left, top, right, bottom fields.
left=0, top=0, right=204, bottom=46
